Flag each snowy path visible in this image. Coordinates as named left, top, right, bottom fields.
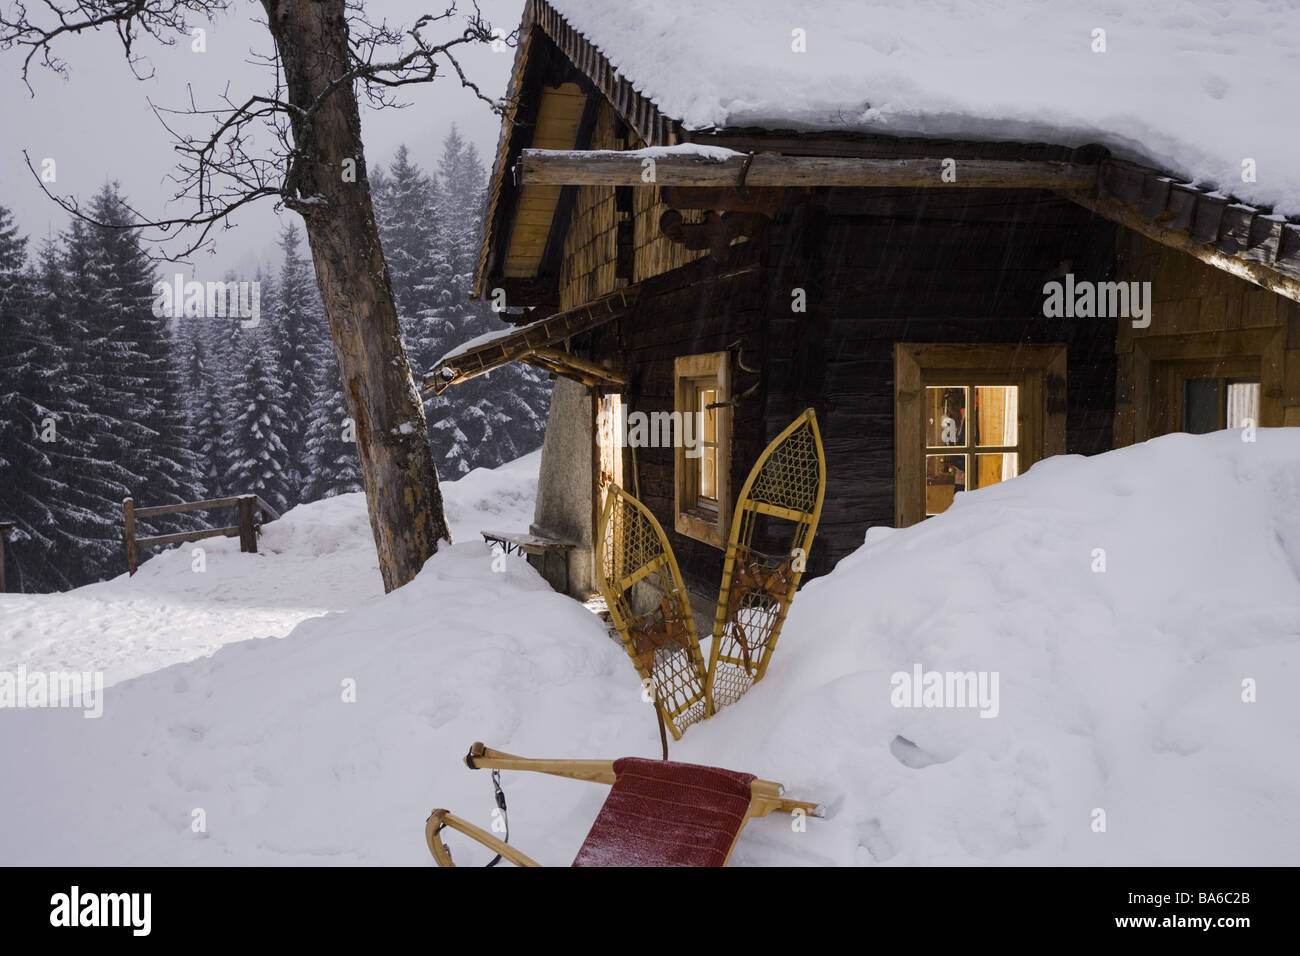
left=0, top=451, right=541, bottom=686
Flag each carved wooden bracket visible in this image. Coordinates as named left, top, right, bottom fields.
left=659, top=208, right=770, bottom=261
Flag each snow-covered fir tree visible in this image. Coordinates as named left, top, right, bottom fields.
left=300, top=342, right=363, bottom=501
left=186, top=337, right=224, bottom=496
left=222, top=318, right=293, bottom=513
left=422, top=126, right=551, bottom=476
left=269, top=223, right=319, bottom=502
left=74, top=185, right=202, bottom=521
left=371, top=146, right=446, bottom=376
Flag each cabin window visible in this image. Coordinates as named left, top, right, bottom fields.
left=923, top=385, right=1021, bottom=516
left=673, top=352, right=731, bottom=548
left=1145, top=351, right=1264, bottom=438
left=895, top=343, right=1067, bottom=527
left=1180, top=378, right=1260, bottom=434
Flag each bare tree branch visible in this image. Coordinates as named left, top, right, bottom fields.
left=0, top=0, right=515, bottom=257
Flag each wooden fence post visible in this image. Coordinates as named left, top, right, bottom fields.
left=237, top=495, right=257, bottom=554
left=123, top=498, right=138, bottom=575
left=0, top=521, right=13, bottom=593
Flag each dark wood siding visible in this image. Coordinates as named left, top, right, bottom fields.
left=585, top=187, right=1118, bottom=604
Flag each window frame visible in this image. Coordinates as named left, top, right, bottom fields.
left=1150, top=355, right=1260, bottom=435
left=894, top=343, right=1067, bottom=527
left=673, top=351, right=731, bottom=548
left=1128, top=328, right=1285, bottom=442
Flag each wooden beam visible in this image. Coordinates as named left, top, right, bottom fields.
left=517, top=149, right=1099, bottom=190
left=424, top=285, right=640, bottom=394
left=525, top=347, right=627, bottom=388
left=1066, top=189, right=1300, bottom=304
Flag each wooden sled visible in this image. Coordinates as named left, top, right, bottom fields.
left=596, top=485, right=709, bottom=740
left=426, top=742, right=821, bottom=867
left=707, top=409, right=826, bottom=712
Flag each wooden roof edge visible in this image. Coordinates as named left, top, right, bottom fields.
left=473, top=3, right=540, bottom=302
left=1065, top=156, right=1300, bottom=303
left=473, top=0, right=684, bottom=302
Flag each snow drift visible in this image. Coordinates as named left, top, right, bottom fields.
left=1, top=433, right=1299, bottom=865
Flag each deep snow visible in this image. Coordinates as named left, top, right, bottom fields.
left=1, top=433, right=1299, bottom=865
left=0, top=451, right=541, bottom=687
left=547, top=0, right=1300, bottom=216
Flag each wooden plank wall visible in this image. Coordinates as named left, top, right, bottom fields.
left=586, top=253, right=766, bottom=607
left=1112, top=230, right=1300, bottom=443
left=760, top=188, right=1119, bottom=579
left=558, top=101, right=705, bottom=312
left=573, top=185, right=1118, bottom=602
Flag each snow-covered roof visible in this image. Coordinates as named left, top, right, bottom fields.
left=548, top=0, right=1300, bottom=216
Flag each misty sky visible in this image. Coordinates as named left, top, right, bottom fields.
left=0, top=0, right=521, bottom=278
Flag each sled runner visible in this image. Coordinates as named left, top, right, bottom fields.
left=425, top=742, right=821, bottom=867
left=707, top=409, right=826, bottom=712
left=596, top=485, right=709, bottom=740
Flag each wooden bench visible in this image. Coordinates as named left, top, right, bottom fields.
left=480, top=530, right=579, bottom=594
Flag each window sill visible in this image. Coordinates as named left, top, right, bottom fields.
left=675, top=509, right=725, bottom=549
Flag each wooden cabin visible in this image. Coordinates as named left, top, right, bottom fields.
left=426, top=0, right=1300, bottom=614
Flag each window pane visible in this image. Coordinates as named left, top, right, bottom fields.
left=1226, top=381, right=1260, bottom=429
left=974, top=386, right=1018, bottom=447
left=926, top=387, right=967, bottom=447
left=1182, top=378, right=1220, bottom=434
left=925, top=454, right=966, bottom=515
left=699, top=386, right=717, bottom=442
left=975, top=453, right=1019, bottom=489
left=699, top=446, right=717, bottom=504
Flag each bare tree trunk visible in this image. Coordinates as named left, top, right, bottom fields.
left=263, top=0, right=450, bottom=592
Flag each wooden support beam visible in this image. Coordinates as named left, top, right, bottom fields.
left=526, top=347, right=627, bottom=388
left=517, top=149, right=1099, bottom=190
left=425, top=285, right=640, bottom=394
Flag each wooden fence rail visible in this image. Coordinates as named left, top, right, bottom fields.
left=123, top=494, right=281, bottom=575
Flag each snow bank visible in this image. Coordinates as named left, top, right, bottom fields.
left=2, top=434, right=1299, bottom=865
left=0, top=450, right=541, bottom=686
left=548, top=0, right=1300, bottom=215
